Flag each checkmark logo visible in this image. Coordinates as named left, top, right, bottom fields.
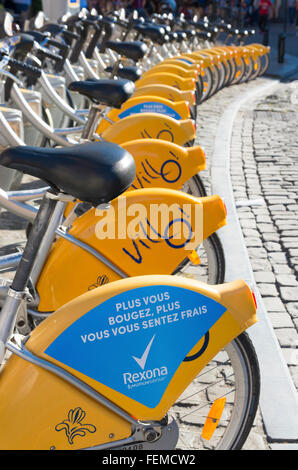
left=132, top=334, right=156, bottom=370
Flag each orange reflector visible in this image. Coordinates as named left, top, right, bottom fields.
left=252, top=291, right=257, bottom=309
left=201, top=397, right=226, bottom=440
left=188, top=251, right=200, bottom=265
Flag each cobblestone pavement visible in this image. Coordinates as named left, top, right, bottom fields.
left=196, top=75, right=298, bottom=449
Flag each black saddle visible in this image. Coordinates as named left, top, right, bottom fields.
left=134, top=24, right=166, bottom=45
left=105, top=40, right=147, bottom=62
left=105, top=65, right=142, bottom=82
left=13, top=33, right=35, bottom=59
left=0, top=142, right=136, bottom=206
left=68, top=79, right=135, bottom=108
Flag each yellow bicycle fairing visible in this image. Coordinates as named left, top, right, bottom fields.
left=96, top=95, right=190, bottom=134
left=36, top=189, right=226, bottom=312
left=0, top=275, right=257, bottom=449
left=100, top=113, right=196, bottom=146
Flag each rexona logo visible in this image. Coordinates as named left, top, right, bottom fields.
left=123, top=334, right=168, bottom=388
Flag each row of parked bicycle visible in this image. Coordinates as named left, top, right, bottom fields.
left=0, top=7, right=269, bottom=451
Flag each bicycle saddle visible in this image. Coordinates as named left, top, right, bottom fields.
left=134, top=24, right=166, bottom=45
left=105, top=40, right=147, bottom=62
left=68, top=78, right=135, bottom=108
left=0, top=142, right=136, bottom=206
left=13, top=33, right=35, bottom=58
left=105, top=65, right=142, bottom=82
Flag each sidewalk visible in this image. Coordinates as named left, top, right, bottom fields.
left=196, top=72, right=298, bottom=449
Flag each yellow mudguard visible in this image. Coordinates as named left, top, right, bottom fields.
left=96, top=95, right=190, bottom=134
left=162, top=57, right=200, bottom=72
left=183, top=51, right=215, bottom=69
left=142, top=63, right=198, bottom=81
left=121, top=139, right=205, bottom=190
left=36, top=189, right=226, bottom=312
left=246, top=44, right=270, bottom=56
left=135, top=73, right=196, bottom=92
left=100, top=113, right=196, bottom=146
left=133, top=84, right=196, bottom=106
left=0, top=275, right=257, bottom=449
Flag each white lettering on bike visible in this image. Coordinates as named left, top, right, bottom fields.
left=123, top=366, right=168, bottom=385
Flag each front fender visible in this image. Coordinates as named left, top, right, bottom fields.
left=135, top=73, right=196, bottom=92
left=100, top=113, right=196, bottom=147
left=96, top=96, right=190, bottom=134
left=36, top=189, right=226, bottom=312
left=122, top=139, right=205, bottom=191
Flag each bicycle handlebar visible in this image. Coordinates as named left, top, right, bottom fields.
left=36, top=45, right=64, bottom=65
left=6, top=56, right=42, bottom=80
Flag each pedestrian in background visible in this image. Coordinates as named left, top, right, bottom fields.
left=258, top=0, right=272, bottom=32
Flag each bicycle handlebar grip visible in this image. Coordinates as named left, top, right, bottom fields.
left=37, top=47, right=64, bottom=64
left=8, top=57, right=42, bottom=79
left=47, top=39, right=70, bottom=56
left=62, top=29, right=80, bottom=41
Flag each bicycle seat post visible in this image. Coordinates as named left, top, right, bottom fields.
left=81, top=104, right=105, bottom=140
left=0, top=192, right=59, bottom=362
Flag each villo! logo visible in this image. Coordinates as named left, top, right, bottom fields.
left=123, top=334, right=168, bottom=386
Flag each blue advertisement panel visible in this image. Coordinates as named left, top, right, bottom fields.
left=118, top=102, right=181, bottom=120
left=45, top=285, right=226, bottom=408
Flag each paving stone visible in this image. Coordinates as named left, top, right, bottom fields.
left=275, top=328, right=298, bottom=348
left=254, top=272, right=276, bottom=283
left=268, top=312, right=295, bottom=328
left=263, top=296, right=287, bottom=312
left=276, top=275, right=298, bottom=287
left=262, top=233, right=280, bottom=242
left=289, top=249, right=298, bottom=257
left=286, top=303, right=298, bottom=318
left=268, top=205, right=286, bottom=212
left=251, top=259, right=273, bottom=271
left=281, top=231, right=298, bottom=237
left=257, top=223, right=277, bottom=233
left=243, top=432, right=268, bottom=450
left=247, top=247, right=268, bottom=259
left=245, top=237, right=263, bottom=247
left=242, top=228, right=260, bottom=238
left=240, top=219, right=257, bottom=229
left=267, top=252, right=288, bottom=264
left=280, top=287, right=298, bottom=302
left=282, top=241, right=298, bottom=249
left=282, top=348, right=298, bottom=366
left=273, top=264, right=294, bottom=274
left=258, top=283, right=279, bottom=297
left=274, top=220, right=298, bottom=228
left=264, top=242, right=282, bottom=252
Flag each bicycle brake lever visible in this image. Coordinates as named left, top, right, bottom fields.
left=0, top=61, right=23, bottom=87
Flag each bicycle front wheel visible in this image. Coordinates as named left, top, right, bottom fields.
left=178, top=175, right=225, bottom=285
left=169, top=331, right=260, bottom=450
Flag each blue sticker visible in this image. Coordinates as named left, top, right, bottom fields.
left=176, top=58, right=193, bottom=65
left=118, top=102, right=181, bottom=120
left=45, top=285, right=226, bottom=408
